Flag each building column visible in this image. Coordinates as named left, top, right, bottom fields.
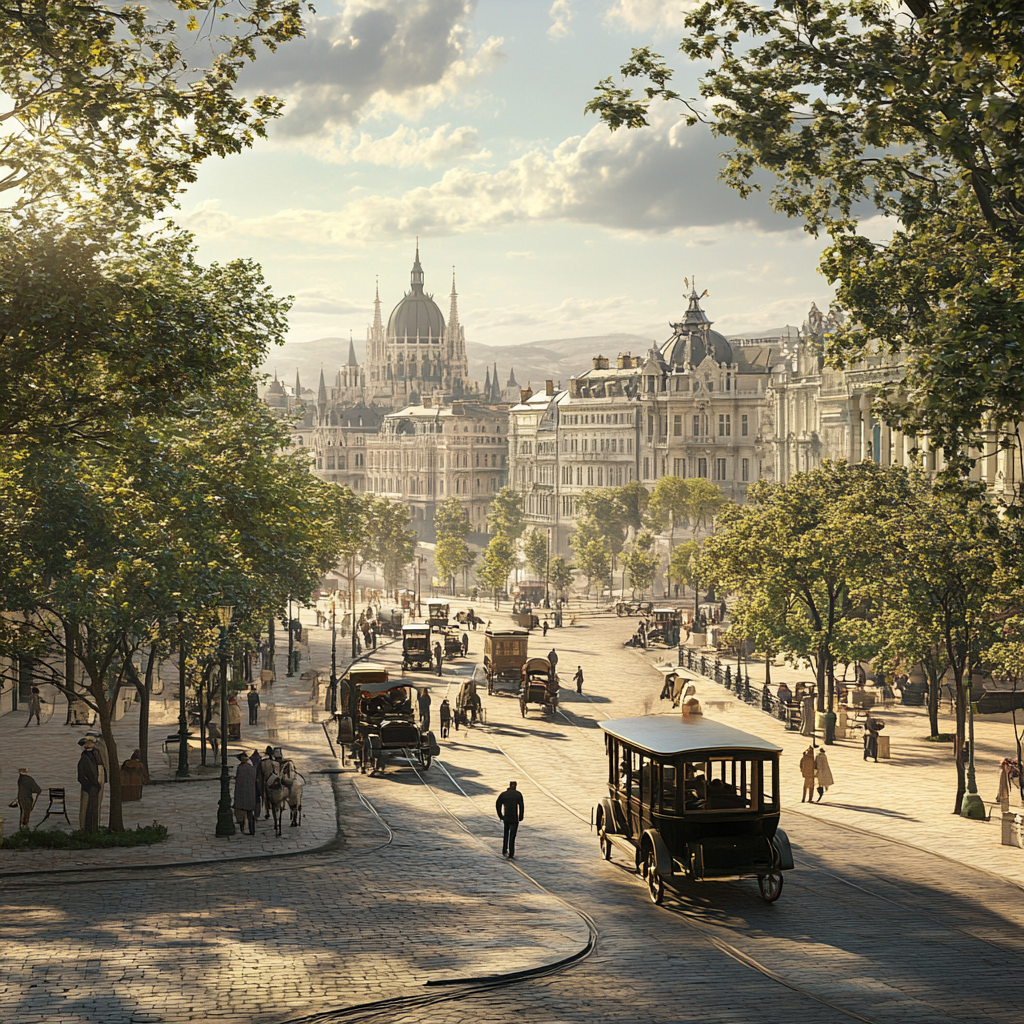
left=858, top=393, right=872, bottom=464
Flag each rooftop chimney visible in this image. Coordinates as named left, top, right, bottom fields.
left=520, top=388, right=534, bottom=403
left=422, top=397, right=432, bottom=408
left=545, top=379, right=554, bottom=396
left=592, top=355, right=609, bottom=370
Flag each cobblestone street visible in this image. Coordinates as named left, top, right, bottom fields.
left=3, top=605, right=1023, bottom=1023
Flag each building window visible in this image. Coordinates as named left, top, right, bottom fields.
left=673, top=414, right=682, bottom=437
left=577, top=466, right=583, bottom=485
left=692, top=415, right=700, bottom=437
left=643, top=457, right=650, bottom=479
left=355, top=453, right=364, bottom=467
left=726, top=373, right=731, bottom=392
left=648, top=415, right=654, bottom=436
left=597, top=467, right=604, bottom=486
left=698, top=458, right=708, bottom=478
left=719, top=414, right=731, bottom=437
left=587, top=466, right=594, bottom=486
left=741, top=458, right=750, bottom=482
left=327, top=455, right=336, bottom=470
left=673, top=458, right=686, bottom=477
left=660, top=415, right=668, bottom=437
left=627, top=438, right=633, bottom=453
left=741, top=414, right=749, bottom=437
left=715, top=458, right=727, bottom=481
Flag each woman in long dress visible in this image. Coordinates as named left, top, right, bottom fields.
left=814, top=747, right=834, bottom=802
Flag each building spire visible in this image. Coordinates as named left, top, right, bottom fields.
left=491, top=361, right=500, bottom=402
left=484, top=366, right=491, bottom=394
left=410, top=239, right=424, bottom=293
left=372, top=276, right=382, bottom=329
left=295, top=368, right=301, bottom=399
left=348, top=331, right=359, bottom=366
left=448, top=266, right=460, bottom=335
left=317, top=366, right=327, bottom=408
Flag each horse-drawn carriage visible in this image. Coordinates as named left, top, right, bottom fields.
left=341, top=663, right=438, bottom=775
left=520, top=657, right=559, bottom=718
left=484, top=628, right=528, bottom=695
left=511, top=607, right=540, bottom=629
left=442, top=628, right=463, bottom=660
left=401, top=623, right=433, bottom=671
left=427, top=600, right=450, bottom=632
left=455, top=676, right=484, bottom=725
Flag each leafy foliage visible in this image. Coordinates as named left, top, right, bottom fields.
left=487, top=488, right=526, bottom=543
left=523, top=529, right=549, bottom=580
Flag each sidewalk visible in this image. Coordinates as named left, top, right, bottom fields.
left=0, top=611, right=352, bottom=874
left=644, top=644, right=1024, bottom=889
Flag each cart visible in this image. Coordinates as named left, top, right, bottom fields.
left=484, top=628, right=529, bottom=695
left=401, top=623, right=433, bottom=671
left=519, top=657, right=559, bottom=717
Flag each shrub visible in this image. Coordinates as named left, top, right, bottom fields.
left=1, top=823, right=168, bottom=850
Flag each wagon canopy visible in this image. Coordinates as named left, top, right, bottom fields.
left=600, top=715, right=783, bottom=757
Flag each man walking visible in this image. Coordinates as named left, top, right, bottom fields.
left=496, top=781, right=524, bottom=859
left=77, top=737, right=104, bottom=832
left=573, top=666, right=584, bottom=694
left=461, top=632, right=469, bottom=657
left=233, top=752, right=257, bottom=835
left=434, top=641, right=444, bottom=677
left=14, top=768, right=41, bottom=829
left=418, top=688, right=432, bottom=732
left=24, top=686, right=45, bottom=727
left=247, top=685, right=261, bottom=726
left=548, top=648, right=559, bottom=674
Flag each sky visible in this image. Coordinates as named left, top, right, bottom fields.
left=177, top=0, right=833, bottom=350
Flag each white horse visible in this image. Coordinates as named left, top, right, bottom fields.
left=281, top=759, right=305, bottom=827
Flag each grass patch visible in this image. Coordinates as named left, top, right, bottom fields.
left=924, top=733, right=956, bottom=743
left=1, top=823, right=168, bottom=850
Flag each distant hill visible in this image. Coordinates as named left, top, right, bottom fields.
left=258, top=332, right=660, bottom=391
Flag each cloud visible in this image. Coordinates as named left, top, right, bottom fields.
left=181, top=105, right=787, bottom=244
left=242, top=1, right=505, bottom=135
left=548, top=0, right=574, bottom=38
left=506, top=251, right=537, bottom=259
left=603, top=0, right=694, bottom=32
left=287, top=123, right=490, bottom=167
left=289, top=290, right=370, bottom=315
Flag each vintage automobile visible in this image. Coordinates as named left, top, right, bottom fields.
left=341, top=663, right=439, bottom=774
left=377, top=607, right=404, bottom=637
left=511, top=607, right=541, bottom=629
left=615, top=599, right=654, bottom=617
left=647, top=607, right=683, bottom=647
left=427, top=600, right=450, bottom=631
left=519, top=657, right=559, bottom=717
left=512, top=581, right=547, bottom=607
left=484, top=628, right=529, bottom=695
left=401, top=623, right=433, bottom=671
left=594, top=716, right=794, bottom=905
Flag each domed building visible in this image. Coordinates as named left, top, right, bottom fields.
left=659, top=288, right=734, bottom=370
left=366, top=244, right=469, bottom=402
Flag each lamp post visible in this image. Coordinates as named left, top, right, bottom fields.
left=961, top=636, right=986, bottom=819
left=286, top=594, right=294, bottom=677
left=349, top=554, right=358, bottom=658
left=544, top=528, right=551, bottom=610
left=176, top=612, right=189, bottom=778
left=330, top=591, right=338, bottom=713
left=215, top=604, right=235, bottom=838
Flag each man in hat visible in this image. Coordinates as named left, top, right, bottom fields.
left=77, top=737, right=104, bottom=831
left=495, top=780, right=525, bottom=859
left=232, top=752, right=257, bottom=834
left=246, top=685, right=261, bottom=726
left=15, top=768, right=42, bottom=829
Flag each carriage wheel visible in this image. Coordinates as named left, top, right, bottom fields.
left=599, top=831, right=612, bottom=861
left=644, top=849, right=664, bottom=905
left=520, top=703, right=526, bottom=717
left=418, top=748, right=432, bottom=770
left=758, top=871, right=784, bottom=903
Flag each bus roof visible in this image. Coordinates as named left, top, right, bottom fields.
left=485, top=628, right=529, bottom=638
left=402, top=623, right=431, bottom=633
left=600, top=715, right=783, bottom=757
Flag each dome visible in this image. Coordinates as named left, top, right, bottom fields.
left=659, top=289, right=732, bottom=367
left=387, top=246, right=445, bottom=340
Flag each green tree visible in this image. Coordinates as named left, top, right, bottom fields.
left=685, top=479, right=727, bottom=537
left=575, top=490, right=627, bottom=566
left=668, top=540, right=701, bottom=595
left=649, top=476, right=692, bottom=547
left=361, top=496, right=417, bottom=594
left=548, top=557, right=577, bottom=599
left=588, top=3, right=1024, bottom=479
left=436, top=536, right=474, bottom=595
left=434, top=495, right=471, bottom=541
left=523, top=529, right=549, bottom=580
left=477, top=534, right=517, bottom=608
left=0, top=0, right=309, bottom=217
left=570, top=518, right=613, bottom=598
left=622, top=532, right=659, bottom=599
left=617, top=480, right=651, bottom=540
left=487, top=488, right=526, bottom=543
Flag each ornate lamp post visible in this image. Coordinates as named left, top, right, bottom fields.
left=330, top=591, right=339, bottom=713
left=286, top=595, right=295, bottom=677
left=215, top=604, right=235, bottom=838
left=961, top=640, right=986, bottom=819
left=176, top=612, right=189, bottom=778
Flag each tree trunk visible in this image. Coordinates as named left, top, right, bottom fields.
left=923, top=659, right=941, bottom=738
left=139, top=646, right=156, bottom=772
left=87, top=672, right=123, bottom=832
left=825, top=650, right=836, bottom=717
left=815, top=647, right=827, bottom=714
left=953, top=674, right=967, bottom=814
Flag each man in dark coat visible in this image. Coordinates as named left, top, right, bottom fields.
left=246, top=685, right=261, bottom=725
left=439, top=699, right=451, bottom=738
left=250, top=749, right=263, bottom=818
left=574, top=666, right=584, bottom=694
left=233, top=753, right=257, bottom=834
left=25, top=686, right=45, bottom=726
left=77, top=737, right=103, bottom=832
left=547, top=649, right=559, bottom=673
left=15, top=768, right=42, bottom=829
left=461, top=632, right=469, bottom=657
left=496, top=780, right=525, bottom=859
left=434, top=642, right=443, bottom=677
left=418, top=689, right=432, bottom=732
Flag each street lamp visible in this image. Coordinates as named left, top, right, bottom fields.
left=286, top=595, right=294, bottom=677
left=544, top=527, right=551, bottom=610
left=329, top=591, right=338, bottom=713
left=349, top=554, right=359, bottom=658
left=215, top=603, right=235, bottom=838
left=176, top=611, right=189, bottom=778
left=961, top=650, right=986, bottom=819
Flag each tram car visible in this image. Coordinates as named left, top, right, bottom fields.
left=648, top=607, right=683, bottom=647
left=594, top=716, right=794, bottom=905
left=427, top=600, right=450, bottom=631
left=443, top=628, right=463, bottom=659
left=519, top=657, right=559, bottom=717
left=401, top=623, right=433, bottom=671
left=484, top=628, right=529, bottom=695
left=344, top=664, right=438, bottom=774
